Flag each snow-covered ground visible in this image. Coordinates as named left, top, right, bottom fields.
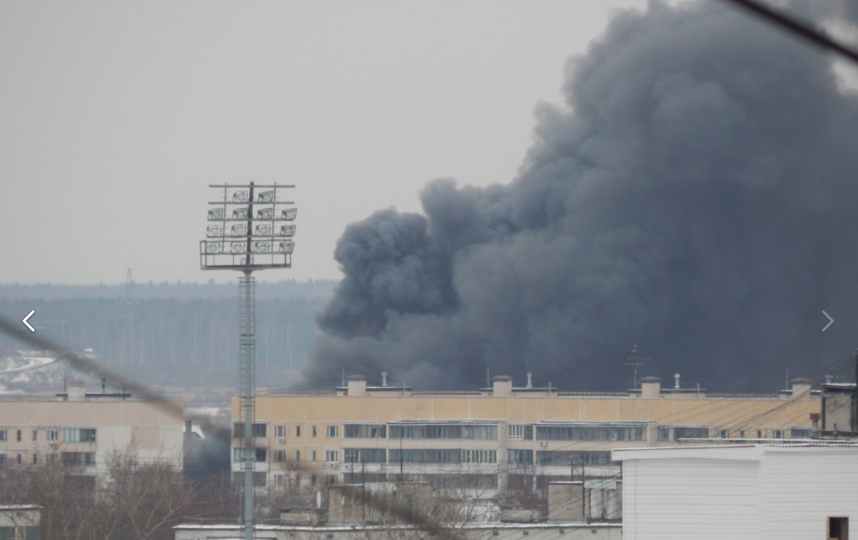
left=0, top=351, right=80, bottom=393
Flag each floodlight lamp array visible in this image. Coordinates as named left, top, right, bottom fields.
left=200, top=182, right=297, bottom=271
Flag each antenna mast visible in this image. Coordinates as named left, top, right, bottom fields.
left=623, top=345, right=650, bottom=390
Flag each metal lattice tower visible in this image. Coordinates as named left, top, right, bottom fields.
left=199, top=182, right=296, bottom=540
left=239, top=271, right=256, bottom=522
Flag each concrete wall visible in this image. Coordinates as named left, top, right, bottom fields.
left=174, top=523, right=623, bottom=540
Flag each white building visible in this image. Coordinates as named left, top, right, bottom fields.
left=613, top=444, right=858, bottom=540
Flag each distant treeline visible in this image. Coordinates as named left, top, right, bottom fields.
left=0, top=280, right=337, bottom=387
left=0, top=279, right=337, bottom=301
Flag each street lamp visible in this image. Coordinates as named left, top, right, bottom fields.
left=199, top=182, right=296, bottom=540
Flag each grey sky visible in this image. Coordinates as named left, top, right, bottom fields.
left=0, top=0, right=653, bottom=285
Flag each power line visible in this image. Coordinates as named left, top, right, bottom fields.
left=719, top=0, right=858, bottom=64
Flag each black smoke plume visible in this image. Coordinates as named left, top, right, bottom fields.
left=307, top=1, right=858, bottom=391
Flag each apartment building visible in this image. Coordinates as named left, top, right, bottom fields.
left=233, top=374, right=819, bottom=494
left=0, top=381, right=184, bottom=478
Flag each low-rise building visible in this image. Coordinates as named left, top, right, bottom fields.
left=0, top=505, right=40, bottom=540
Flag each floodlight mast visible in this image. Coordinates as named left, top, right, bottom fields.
left=200, top=181, right=296, bottom=540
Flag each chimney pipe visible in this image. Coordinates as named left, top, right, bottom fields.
left=381, top=372, right=388, bottom=387
left=674, top=373, right=680, bottom=389
left=527, top=372, right=533, bottom=389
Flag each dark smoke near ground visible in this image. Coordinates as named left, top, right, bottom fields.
left=306, top=1, right=858, bottom=392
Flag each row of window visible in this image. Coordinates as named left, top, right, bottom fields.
left=389, top=424, right=498, bottom=441
left=0, top=428, right=91, bottom=443
left=311, top=448, right=614, bottom=467
left=536, top=426, right=646, bottom=442
left=387, top=449, right=498, bottom=464
left=233, top=448, right=340, bottom=463
left=237, top=422, right=813, bottom=443
left=235, top=447, right=501, bottom=465
left=233, top=423, right=338, bottom=439
left=0, top=452, right=95, bottom=467
left=657, top=426, right=811, bottom=441
left=0, top=526, right=38, bottom=540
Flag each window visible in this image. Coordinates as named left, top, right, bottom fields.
left=0, top=455, right=5, bottom=466
left=61, top=452, right=96, bottom=466
left=254, top=472, right=266, bottom=487
left=296, top=426, right=301, bottom=437
left=344, top=448, right=387, bottom=464
left=311, top=474, right=317, bottom=486
left=389, top=424, right=498, bottom=440
left=344, top=424, right=387, bottom=439
left=16, top=454, right=21, bottom=465
left=274, top=450, right=286, bottom=462
left=295, top=450, right=301, bottom=462
left=16, top=430, right=21, bottom=442
left=232, top=448, right=267, bottom=463
left=508, top=449, right=533, bottom=465
left=326, top=426, right=338, bottom=438
left=32, top=430, right=37, bottom=442
left=790, top=428, right=812, bottom=439
left=829, top=517, right=849, bottom=540
left=461, top=449, right=497, bottom=464
left=756, top=430, right=762, bottom=438
left=32, top=454, right=37, bottom=464
left=509, top=424, right=533, bottom=440
left=718, top=429, right=729, bottom=439
left=0, top=431, right=5, bottom=442
left=274, top=426, right=286, bottom=439
left=539, top=425, right=645, bottom=442
left=312, top=450, right=317, bottom=462
left=233, top=423, right=267, bottom=438
left=47, top=430, right=58, bottom=442
left=657, top=426, right=709, bottom=442
left=274, top=474, right=285, bottom=486
left=327, top=475, right=337, bottom=486
left=739, top=430, right=746, bottom=438
left=63, top=428, right=96, bottom=443
left=537, top=451, right=615, bottom=467
left=312, top=426, right=317, bottom=438
left=389, top=449, right=461, bottom=464
left=772, top=430, right=784, bottom=439
left=325, top=450, right=339, bottom=462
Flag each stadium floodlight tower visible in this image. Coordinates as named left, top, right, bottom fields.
left=200, top=182, right=296, bottom=540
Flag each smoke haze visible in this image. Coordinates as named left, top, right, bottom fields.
left=307, top=1, right=858, bottom=391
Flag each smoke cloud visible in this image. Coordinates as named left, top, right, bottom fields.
left=306, top=1, right=858, bottom=391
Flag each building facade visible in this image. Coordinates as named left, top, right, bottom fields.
left=0, top=381, right=184, bottom=478
left=614, top=444, right=858, bottom=540
left=232, top=375, right=819, bottom=494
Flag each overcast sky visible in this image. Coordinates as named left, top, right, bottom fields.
left=0, top=1, right=665, bottom=285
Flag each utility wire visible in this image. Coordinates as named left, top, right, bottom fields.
left=719, top=0, right=858, bottom=64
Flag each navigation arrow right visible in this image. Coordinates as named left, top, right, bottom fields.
left=822, top=310, right=834, bottom=332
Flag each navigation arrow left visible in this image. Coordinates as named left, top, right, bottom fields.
left=22, top=310, right=35, bottom=333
